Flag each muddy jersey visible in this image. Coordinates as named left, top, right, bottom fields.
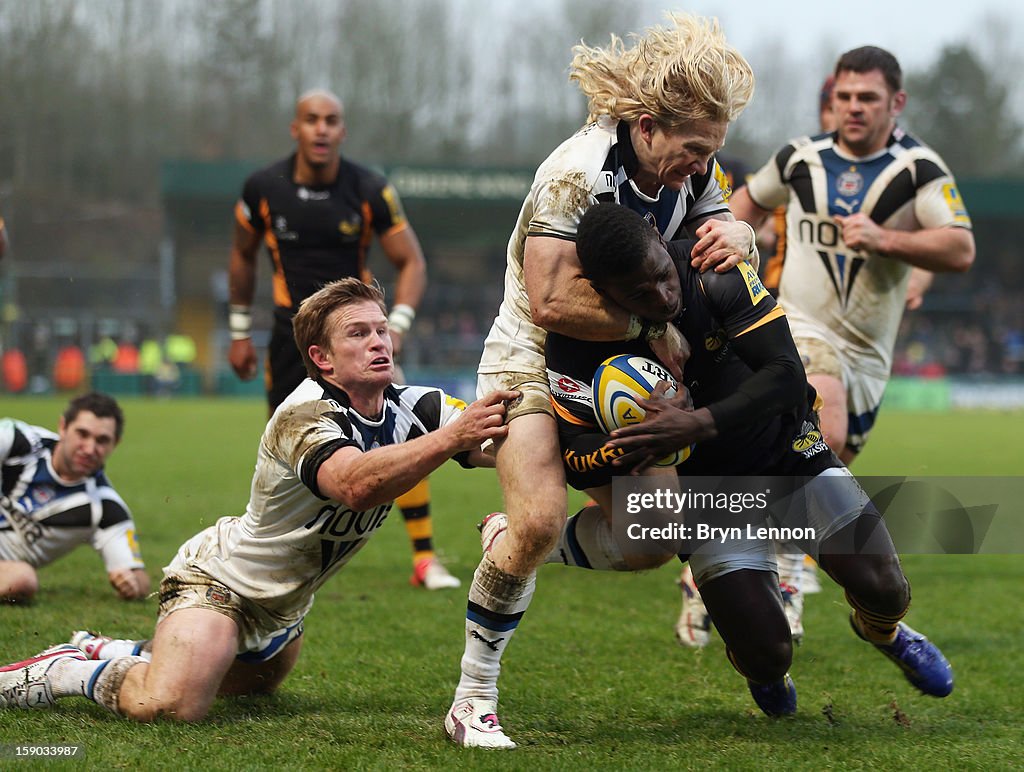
left=746, top=128, right=971, bottom=377
left=170, top=378, right=468, bottom=626
left=236, top=154, right=409, bottom=322
left=479, top=115, right=733, bottom=380
left=0, top=419, right=142, bottom=571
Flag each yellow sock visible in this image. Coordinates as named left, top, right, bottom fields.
left=397, top=479, right=433, bottom=564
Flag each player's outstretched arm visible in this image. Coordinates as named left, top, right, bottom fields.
left=317, top=390, right=517, bottom=510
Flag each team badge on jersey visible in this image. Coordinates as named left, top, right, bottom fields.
left=31, top=485, right=55, bottom=505
left=791, top=420, right=828, bottom=458
left=338, top=216, right=362, bottom=237
left=837, top=168, right=863, bottom=197
left=205, top=586, right=232, bottom=605
left=704, top=330, right=726, bottom=351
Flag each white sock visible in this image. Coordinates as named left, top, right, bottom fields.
left=48, top=657, right=110, bottom=699
left=81, top=636, right=151, bottom=661
left=454, top=557, right=536, bottom=704
left=547, top=507, right=629, bottom=571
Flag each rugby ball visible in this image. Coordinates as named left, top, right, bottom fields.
left=592, top=354, right=692, bottom=467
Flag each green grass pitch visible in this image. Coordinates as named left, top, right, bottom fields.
left=0, top=396, right=1021, bottom=770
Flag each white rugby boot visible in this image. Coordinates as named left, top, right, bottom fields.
left=445, top=697, right=516, bottom=749
left=0, top=644, right=86, bottom=709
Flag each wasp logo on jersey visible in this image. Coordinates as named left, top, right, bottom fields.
left=338, top=216, right=362, bottom=237
left=704, top=330, right=726, bottom=351
left=791, top=421, right=828, bottom=458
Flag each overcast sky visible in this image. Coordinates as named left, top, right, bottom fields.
left=682, top=0, right=1019, bottom=68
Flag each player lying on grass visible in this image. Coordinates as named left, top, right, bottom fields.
left=0, top=278, right=514, bottom=721
left=1, top=393, right=149, bottom=603
left=489, top=202, right=952, bottom=720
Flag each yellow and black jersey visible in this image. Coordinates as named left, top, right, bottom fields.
left=236, top=154, right=409, bottom=321
left=546, top=240, right=821, bottom=485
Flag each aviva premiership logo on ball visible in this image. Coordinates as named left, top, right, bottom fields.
left=592, top=354, right=692, bottom=467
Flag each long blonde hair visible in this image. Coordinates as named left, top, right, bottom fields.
left=570, top=12, right=754, bottom=129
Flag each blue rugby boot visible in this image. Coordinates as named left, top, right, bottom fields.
left=850, top=614, right=953, bottom=697
left=747, top=673, right=797, bottom=717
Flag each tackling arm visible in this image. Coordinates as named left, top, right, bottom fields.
left=316, top=390, right=515, bottom=510
left=524, top=236, right=687, bottom=378
left=523, top=235, right=632, bottom=340
left=689, top=188, right=769, bottom=274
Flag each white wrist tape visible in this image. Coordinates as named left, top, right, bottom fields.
left=388, top=303, right=416, bottom=334
left=229, top=305, right=253, bottom=341
left=624, top=314, right=643, bottom=341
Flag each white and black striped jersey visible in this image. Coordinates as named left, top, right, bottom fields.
left=479, top=115, right=733, bottom=379
left=0, top=418, right=142, bottom=571
left=168, top=377, right=469, bottom=626
left=746, top=127, right=972, bottom=377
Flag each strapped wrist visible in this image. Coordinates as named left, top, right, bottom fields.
left=387, top=303, right=416, bottom=335
left=229, top=304, right=253, bottom=341
left=624, top=314, right=643, bottom=341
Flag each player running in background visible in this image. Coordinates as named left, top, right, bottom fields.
left=0, top=393, right=149, bottom=603
left=730, top=46, right=974, bottom=465
left=227, top=89, right=459, bottom=590
left=445, top=13, right=758, bottom=749
left=531, top=202, right=953, bottom=717
left=760, top=74, right=935, bottom=309
left=0, top=278, right=514, bottom=721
